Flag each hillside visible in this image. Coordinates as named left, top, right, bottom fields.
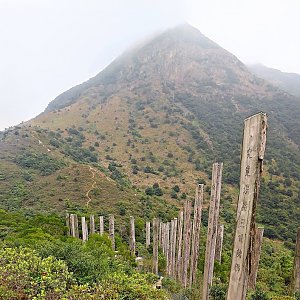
left=1, top=24, right=300, bottom=244
left=248, top=63, right=300, bottom=98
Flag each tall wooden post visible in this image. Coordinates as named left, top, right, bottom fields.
left=70, top=214, right=76, bottom=237
left=159, top=221, right=163, bottom=247
left=165, top=222, right=170, bottom=274
left=190, top=184, right=204, bottom=286
left=146, top=221, right=151, bottom=248
left=202, top=162, right=223, bottom=300
left=90, top=215, right=95, bottom=234
left=182, top=199, right=192, bottom=287
left=215, top=224, right=224, bottom=262
left=82, top=217, right=88, bottom=242
left=171, top=218, right=178, bottom=277
left=227, top=113, right=267, bottom=300
left=130, top=216, right=136, bottom=256
left=66, top=213, right=71, bottom=236
left=74, top=214, right=79, bottom=238
left=109, top=215, right=115, bottom=251
left=176, top=210, right=184, bottom=280
left=248, top=227, right=264, bottom=290
left=99, top=216, right=104, bottom=235
left=153, top=218, right=159, bottom=275
left=294, top=227, right=300, bottom=292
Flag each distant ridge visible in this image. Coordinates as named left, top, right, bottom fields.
left=248, top=63, right=300, bottom=97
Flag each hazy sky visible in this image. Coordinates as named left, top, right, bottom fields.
left=0, top=0, right=299, bottom=130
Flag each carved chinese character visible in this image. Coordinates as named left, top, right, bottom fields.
left=236, top=249, right=242, bottom=258
left=247, top=147, right=253, bottom=159
left=241, top=200, right=248, bottom=211
left=238, top=234, right=243, bottom=242
left=245, top=165, right=250, bottom=176
left=243, top=184, right=250, bottom=195
left=234, top=263, right=240, bottom=272
left=240, top=218, right=245, bottom=228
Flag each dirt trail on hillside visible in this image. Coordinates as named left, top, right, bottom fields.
left=86, top=166, right=97, bottom=207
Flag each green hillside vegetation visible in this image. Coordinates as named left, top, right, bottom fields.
left=0, top=209, right=297, bottom=299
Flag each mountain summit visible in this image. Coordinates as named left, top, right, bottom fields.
left=46, top=24, right=271, bottom=113
left=1, top=24, right=300, bottom=242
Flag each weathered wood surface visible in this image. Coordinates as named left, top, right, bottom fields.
left=146, top=221, right=151, bottom=248
left=153, top=218, right=159, bottom=275
left=248, top=227, right=264, bottom=290
left=227, top=113, right=267, bottom=300
left=90, top=215, right=95, bottom=234
left=294, top=227, right=300, bottom=292
left=189, top=184, right=204, bottom=286
left=70, top=214, right=76, bottom=237
left=176, top=210, right=184, bottom=280
left=129, top=216, right=136, bottom=256
left=215, top=224, right=224, bottom=262
left=109, top=214, right=115, bottom=251
left=165, top=222, right=170, bottom=275
left=82, top=216, right=88, bottom=242
left=202, top=162, right=223, bottom=300
left=171, top=218, right=178, bottom=277
left=182, top=199, right=192, bottom=287
left=99, top=216, right=104, bottom=235
left=66, top=214, right=71, bottom=236
left=74, top=214, right=79, bottom=238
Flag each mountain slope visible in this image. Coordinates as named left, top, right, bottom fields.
left=248, top=63, right=300, bottom=98
left=1, top=24, right=300, bottom=242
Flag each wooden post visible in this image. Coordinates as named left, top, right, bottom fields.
left=202, top=162, right=223, bottom=300
left=215, top=224, right=224, bottom=262
left=176, top=210, right=184, bottom=280
left=159, top=221, right=163, bottom=247
left=66, top=213, right=71, bottom=236
left=162, top=223, right=166, bottom=255
left=109, top=214, right=115, bottom=251
left=165, top=222, right=170, bottom=274
left=146, top=221, right=151, bottom=248
left=295, top=227, right=300, bottom=292
left=182, top=199, right=192, bottom=287
left=99, top=216, right=104, bottom=235
left=153, top=218, right=159, bottom=275
left=171, top=218, right=178, bottom=277
left=90, top=215, right=95, bottom=234
left=70, top=214, right=76, bottom=237
left=74, top=214, right=79, bottom=238
left=130, top=216, right=136, bottom=256
left=82, top=217, right=88, bottom=242
left=189, top=184, right=204, bottom=286
left=248, top=227, right=264, bottom=290
left=227, top=113, right=267, bottom=300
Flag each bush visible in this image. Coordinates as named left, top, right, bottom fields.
left=0, top=247, right=73, bottom=299
left=209, top=283, right=227, bottom=300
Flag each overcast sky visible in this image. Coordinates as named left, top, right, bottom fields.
left=0, top=0, right=299, bottom=130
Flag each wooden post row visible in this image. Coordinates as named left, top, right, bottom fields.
left=189, top=184, right=204, bottom=286
left=202, top=162, right=223, bottom=300
left=227, top=113, right=267, bottom=300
